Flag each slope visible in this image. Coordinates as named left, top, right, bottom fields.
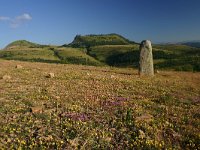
left=0, top=43, right=102, bottom=66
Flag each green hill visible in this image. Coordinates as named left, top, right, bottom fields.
left=85, top=43, right=200, bottom=71
left=153, top=44, right=200, bottom=71
left=0, top=46, right=102, bottom=66
left=68, top=34, right=135, bottom=48
left=0, top=35, right=200, bottom=71
left=4, top=40, right=41, bottom=50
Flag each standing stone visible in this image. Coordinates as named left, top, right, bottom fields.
left=139, top=40, right=154, bottom=76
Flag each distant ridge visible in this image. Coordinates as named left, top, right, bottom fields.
left=67, top=33, right=136, bottom=48
left=180, top=41, right=200, bottom=48
left=156, top=41, right=200, bottom=48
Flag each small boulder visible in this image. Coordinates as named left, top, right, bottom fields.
left=46, top=73, right=55, bottom=78
left=136, top=114, right=153, bottom=123
left=111, top=75, right=115, bottom=79
left=15, top=65, right=23, bottom=69
left=2, top=75, right=11, bottom=80
left=139, top=130, right=146, bottom=139
left=155, top=69, right=160, bottom=74
left=29, top=106, right=43, bottom=113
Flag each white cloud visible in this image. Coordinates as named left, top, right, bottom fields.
left=0, top=13, right=32, bottom=28
left=0, top=16, right=10, bottom=21
left=15, top=13, right=32, bottom=21
left=11, top=13, right=32, bottom=28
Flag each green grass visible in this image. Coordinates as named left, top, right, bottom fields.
left=0, top=59, right=199, bottom=149
left=89, top=45, right=139, bottom=63
left=0, top=48, right=59, bottom=61
left=153, top=45, right=200, bottom=71
left=68, top=34, right=134, bottom=47
left=52, top=47, right=102, bottom=66
left=88, top=44, right=200, bottom=71
left=0, top=35, right=200, bottom=71
left=4, top=40, right=40, bottom=50
left=0, top=47, right=102, bottom=66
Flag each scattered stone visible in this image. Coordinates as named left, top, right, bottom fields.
left=111, top=75, right=116, bottom=79
left=46, top=73, right=55, bottom=78
left=2, top=75, right=11, bottom=80
left=139, top=40, right=154, bottom=76
left=155, top=69, right=159, bottom=74
left=15, top=65, right=23, bottom=69
left=136, top=114, right=153, bottom=123
left=139, top=130, right=146, bottom=139
left=29, top=106, right=43, bottom=113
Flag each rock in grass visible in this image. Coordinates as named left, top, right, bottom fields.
left=139, top=40, right=154, bottom=76
left=139, top=130, right=146, bottom=139
left=2, top=75, right=11, bottom=80
left=46, top=73, right=55, bottom=78
left=154, top=69, right=159, bottom=74
left=136, top=114, right=153, bottom=123
left=15, top=65, right=23, bottom=69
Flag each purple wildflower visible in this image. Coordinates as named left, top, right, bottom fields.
left=61, top=112, right=89, bottom=122
left=116, top=97, right=128, bottom=101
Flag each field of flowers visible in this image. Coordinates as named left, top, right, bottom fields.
left=0, top=59, right=199, bottom=149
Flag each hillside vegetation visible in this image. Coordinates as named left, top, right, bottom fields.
left=0, top=34, right=200, bottom=71
left=0, top=48, right=59, bottom=62
left=68, top=34, right=135, bottom=48
left=153, top=44, right=200, bottom=71
left=51, top=47, right=102, bottom=66
left=4, top=40, right=41, bottom=50
left=181, top=41, right=200, bottom=48
left=0, top=46, right=102, bottom=66
left=0, top=59, right=199, bottom=149
left=87, top=44, right=200, bottom=71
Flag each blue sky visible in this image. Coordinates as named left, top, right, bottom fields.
left=0, top=0, right=200, bottom=48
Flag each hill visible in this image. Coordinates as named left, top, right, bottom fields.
left=153, top=44, right=200, bottom=71
left=4, top=40, right=41, bottom=50
left=181, top=41, right=200, bottom=48
left=0, top=35, right=200, bottom=71
left=68, top=34, right=135, bottom=48
left=86, top=43, right=200, bottom=71
left=0, top=59, right=199, bottom=149
left=0, top=46, right=102, bottom=66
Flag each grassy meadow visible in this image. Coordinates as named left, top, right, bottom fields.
left=0, top=59, right=199, bottom=149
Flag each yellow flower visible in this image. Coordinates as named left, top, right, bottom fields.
left=21, top=140, right=26, bottom=145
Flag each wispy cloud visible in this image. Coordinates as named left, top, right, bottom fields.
left=0, top=16, right=10, bottom=21
left=0, top=13, right=32, bottom=28
left=11, top=13, right=32, bottom=28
